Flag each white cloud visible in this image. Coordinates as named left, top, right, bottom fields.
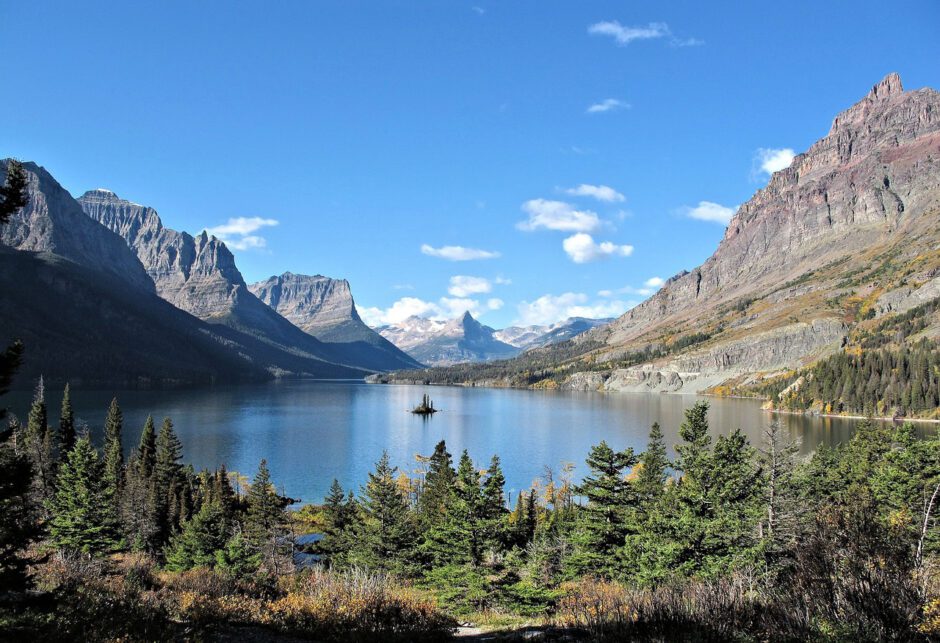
left=517, top=199, right=600, bottom=232
left=586, top=98, right=630, bottom=114
left=472, top=6, right=485, bottom=14
left=421, top=244, right=500, bottom=261
left=588, top=21, right=670, bottom=45
left=448, top=275, right=492, bottom=297
left=684, top=201, right=737, bottom=225
left=204, top=216, right=279, bottom=251
left=486, top=298, right=504, bottom=311
left=644, top=276, right=665, bottom=288
left=516, top=292, right=636, bottom=326
left=358, top=294, right=499, bottom=326
left=564, top=184, right=625, bottom=202
left=562, top=233, right=633, bottom=263
left=756, top=147, right=796, bottom=174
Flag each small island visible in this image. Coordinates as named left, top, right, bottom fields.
left=411, top=393, right=438, bottom=415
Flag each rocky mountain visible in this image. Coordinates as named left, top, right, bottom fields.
left=495, top=317, right=612, bottom=350
left=377, top=311, right=519, bottom=366
left=77, top=189, right=382, bottom=375
left=248, top=272, right=422, bottom=371
left=374, top=74, right=940, bottom=393
left=0, top=162, right=154, bottom=294
left=0, top=163, right=368, bottom=386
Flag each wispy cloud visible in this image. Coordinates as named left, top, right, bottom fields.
left=518, top=199, right=600, bottom=232
left=516, top=292, right=635, bottom=326
left=588, top=20, right=702, bottom=48
left=448, top=275, right=492, bottom=297
left=472, top=5, right=485, bottom=15
left=204, top=216, right=279, bottom=251
left=588, top=21, right=670, bottom=45
left=563, top=184, right=625, bottom=202
left=421, top=244, right=500, bottom=261
left=600, top=276, right=665, bottom=298
left=563, top=233, right=633, bottom=263
left=586, top=98, right=630, bottom=114
left=682, top=201, right=737, bottom=225
left=755, top=147, right=796, bottom=175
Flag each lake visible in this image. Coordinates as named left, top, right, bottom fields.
left=2, top=380, right=909, bottom=505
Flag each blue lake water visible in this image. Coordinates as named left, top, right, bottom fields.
left=3, top=380, right=906, bottom=505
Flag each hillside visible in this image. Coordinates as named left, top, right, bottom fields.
left=77, top=188, right=376, bottom=376
left=375, top=74, right=940, bottom=394
left=249, top=272, right=421, bottom=371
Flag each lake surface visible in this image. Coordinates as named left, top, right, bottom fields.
left=2, top=381, right=913, bottom=505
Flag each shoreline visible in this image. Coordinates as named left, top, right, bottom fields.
left=763, top=405, right=940, bottom=425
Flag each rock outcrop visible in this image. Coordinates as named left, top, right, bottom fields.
left=0, top=162, right=154, bottom=293
left=249, top=272, right=422, bottom=371
left=78, top=189, right=379, bottom=375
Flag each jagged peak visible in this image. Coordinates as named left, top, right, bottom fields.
left=829, top=73, right=906, bottom=135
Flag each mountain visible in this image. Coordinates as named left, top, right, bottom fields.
left=374, top=74, right=940, bottom=392
left=248, top=272, right=422, bottom=371
left=0, top=162, right=367, bottom=386
left=495, top=317, right=612, bottom=350
left=377, top=311, right=519, bottom=366
left=77, top=189, right=376, bottom=376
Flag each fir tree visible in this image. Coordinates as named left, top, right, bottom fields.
left=635, top=422, right=669, bottom=516
left=46, top=436, right=117, bottom=556
left=0, top=159, right=28, bottom=225
left=121, top=417, right=160, bottom=551
left=320, top=479, right=360, bottom=567
left=164, top=499, right=230, bottom=571
left=568, top=440, right=637, bottom=578
left=154, top=417, right=183, bottom=544
left=23, top=377, right=54, bottom=506
left=58, top=383, right=75, bottom=455
left=215, top=529, right=261, bottom=579
left=354, top=451, right=417, bottom=575
left=416, top=440, right=455, bottom=529
left=246, top=459, right=290, bottom=573
left=0, top=427, right=38, bottom=589
left=102, top=398, right=124, bottom=509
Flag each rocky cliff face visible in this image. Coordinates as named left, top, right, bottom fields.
left=77, top=189, right=377, bottom=375
left=249, top=272, right=421, bottom=370
left=0, top=162, right=154, bottom=294
left=602, top=73, right=940, bottom=349
left=79, top=189, right=245, bottom=319
left=378, top=312, right=519, bottom=366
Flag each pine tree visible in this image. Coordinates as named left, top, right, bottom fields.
left=0, top=159, right=28, bottom=225
left=215, top=529, right=261, bottom=579
left=568, top=440, right=638, bottom=578
left=482, top=455, right=507, bottom=547
left=416, top=440, right=455, bottom=529
left=23, top=377, right=54, bottom=506
left=246, top=459, right=290, bottom=573
left=46, top=436, right=117, bottom=556
left=0, top=427, right=38, bottom=589
left=137, top=415, right=157, bottom=478
left=102, top=398, right=124, bottom=512
left=121, top=417, right=160, bottom=551
left=164, top=499, right=230, bottom=571
left=154, top=417, right=183, bottom=544
left=635, top=422, right=669, bottom=517
left=58, top=383, right=75, bottom=455
left=320, top=479, right=360, bottom=566
left=354, top=451, right=417, bottom=575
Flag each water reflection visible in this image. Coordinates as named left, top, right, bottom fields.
left=4, top=381, right=931, bottom=505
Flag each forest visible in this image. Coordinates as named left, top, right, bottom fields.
left=3, top=378, right=940, bottom=641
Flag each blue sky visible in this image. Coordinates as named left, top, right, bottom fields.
left=2, top=1, right=938, bottom=328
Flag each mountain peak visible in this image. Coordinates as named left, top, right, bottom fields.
left=868, top=72, right=903, bottom=101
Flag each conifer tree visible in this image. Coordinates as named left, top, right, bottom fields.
left=58, top=383, right=75, bottom=455
left=0, top=159, right=28, bottom=225
left=0, top=426, right=38, bottom=589
left=320, top=479, right=360, bottom=566
left=246, top=459, right=290, bottom=573
left=154, top=417, right=183, bottom=543
left=164, top=498, right=229, bottom=571
left=215, top=529, right=261, bottom=579
left=47, top=435, right=117, bottom=556
left=23, top=377, right=54, bottom=505
left=121, top=417, right=160, bottom=551
left=102, top=398, right=124, bottom=507
left=416, top=440, right=455, bottom=529
left=355, top=451, right=417, bottom=575
left=635, top=422, right=669, bottom=516
left=567, top=440, right=637, bottom=578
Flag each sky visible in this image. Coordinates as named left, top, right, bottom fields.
left=2, top=1, right=939, bottom=329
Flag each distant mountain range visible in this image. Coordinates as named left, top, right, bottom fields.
left=375, top=312, right=610, bottom=366
left=375, top=74, right=940, bottom=393
left=0, top=162, right=417, bottom=386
